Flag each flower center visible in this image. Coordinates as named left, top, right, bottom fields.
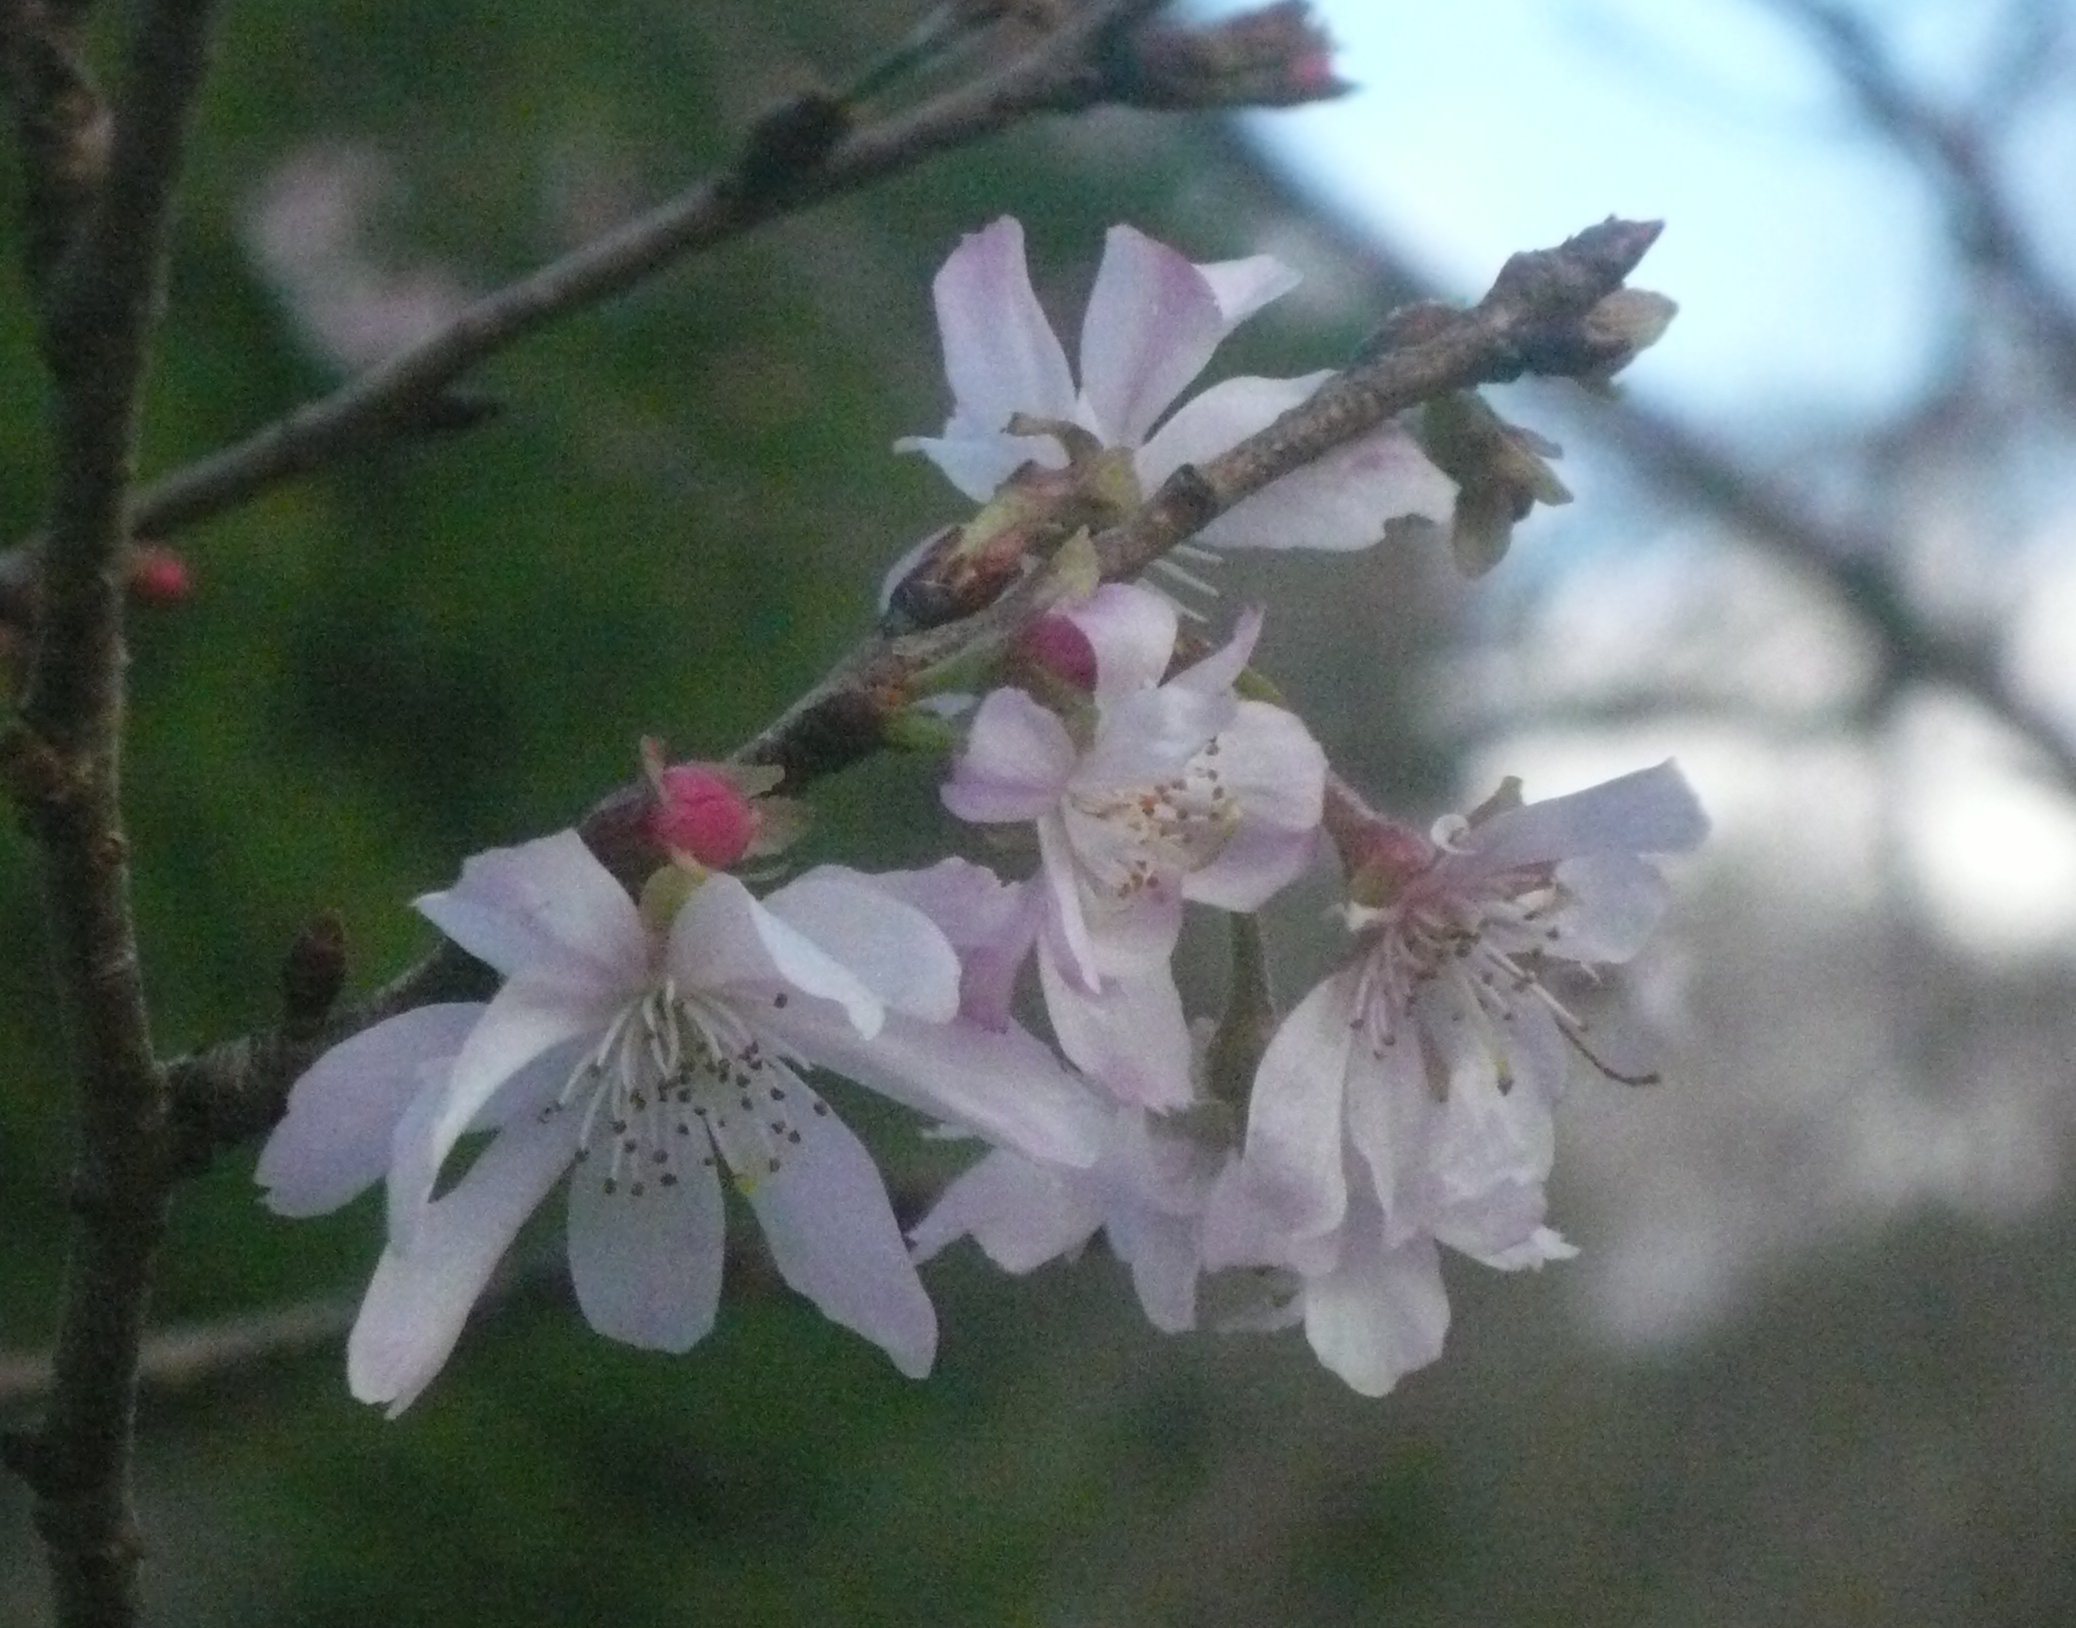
left=552, top=982, right=829, bottom=1198
left=1074, top=742, right=1239, bottom=898
left=1347, top=871, right=1578, bottom=1090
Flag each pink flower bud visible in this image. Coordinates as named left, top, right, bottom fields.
left=1017, top=614, right=1097, bottom=692
left=128, top=545, right=194, bottom=605
left=650, top=764, right=759, bottom=870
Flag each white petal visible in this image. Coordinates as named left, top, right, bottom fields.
left=1037, top=814, right=1102, bottom=993
left=1076, top=683, right=1233, bottom=791
left=1303, top=1223, right=1451, bottom=1398
left=1067, top=582, right=1180, bottom=703
left=929, top=218, right=1075, bottom=435
left=258, top=1003, right=484, bottom=1217
left=865, top=859, right=1041, bottom=1029
left=1078, top=225, right=1228, bottom=447
left=1236, top=969, right=1361, bottom=1239
left=1037, top=940, right=1194, bottom=1111
left=1341, top=1025, right=1434, bottom=1246
left=1184, top=821, right=1321, bottom=914
left=762, top=867, right=962, bottom=1023
left=768, top=1000, right=1109, bottom=1168
left=1109, top=1205, right=1203, bottom=1333
left=1163, top=605, right=1262, bottom=701
left=895, top=426, right=1065, bottom=504
left=1467, top=760, right=1709, bottom=873
left=942, top=688, right=1078, bottom=824
left=347, top=1111, right=573, bottom=1415
left=744, top=1103, right=937, bottom=1377
left=390, top=973, right=612, bottom=1251
left=1139, top=374, right=1457, bottom=552
left=1548, top=853, right=1670, bottom=963
left=910, top=1148, right=1103, bottom=1271
left=416, top=830, right=646, bottom=989
left=670, top=873, right=883, bottom=1038
left=1195, top=253, right=1301, bottom=325
left=566, top=1144, right=725, bottom=1352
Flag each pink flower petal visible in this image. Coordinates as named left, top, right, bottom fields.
left=930, top=217, right=1075, bottom=436
left=566, top=1138, right=726, bottom=1352
left=1078, top=225, right=1228, bottom=447
left=1066, top=581, right=1180, bottom=703
left=943, top=688, right=1078, bottom=824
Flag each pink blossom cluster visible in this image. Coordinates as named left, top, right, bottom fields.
left=259, top=220, right=1703, bottom=1410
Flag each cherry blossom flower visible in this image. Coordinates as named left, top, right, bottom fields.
left=941, top=583, right=1325, bottom=1107
left=899, top=217, right=1455, bottom=554
left=258, top=832, right=1104, bottom=1413
left=1221, top=761, right=1709, bottom=1278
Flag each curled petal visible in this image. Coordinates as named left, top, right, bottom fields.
left=416, top=830, right=646, bottom=991
left=1195, top=253, right=1301, bottom=327
left=670, top=872, right=884, bottom=1038
left=762, top=867, right=963, bottom=1024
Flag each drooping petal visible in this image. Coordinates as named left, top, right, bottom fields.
left=347, top=1110, right=574, bottom=1415
left=767, top=999, right=1109, bottom=1169
left=1235, top=968, right=1362, bottom=1240
left=415, top=830, right=646, bottom=990
left=1036, top=939, right=1194, bottom=1111
left=669, top=873, right=884, bottom=1039
left=566, top=1145, right=726, bottom=1353
left=929, top=217, right=1076, bottom=437
left=942, top=687, right=1079, bottom=825
left=389, top=971, right=616, bottom=1250
left=1066, top=581, right=1180, bottom=704
left=1139, top=373, right=1457, bottom=552
left=909, top=1148, right=1104, bottom=1271
left=1466, top=760, right=1709, bottom=873
left=258, top=1003, right=485, bottom=1218
left=744, top=1103, right=937, bottom=1378
left=761, top=867, right=963, bottom=1024
left=1163, top=605, right=1263, bottom=702
left=1302, top=1220, right=1451, bottom=1398
left=1077, top=225, right=1229, bottom=447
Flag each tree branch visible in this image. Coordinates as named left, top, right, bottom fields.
left=0, top=0, right=219, bottom=1623
left=28, top=0, right=1347, bottom=551
left=162, top=215, right=1664, bottom=1163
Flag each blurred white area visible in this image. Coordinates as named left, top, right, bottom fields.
left=1195, top=0, right=2076, bottom=1352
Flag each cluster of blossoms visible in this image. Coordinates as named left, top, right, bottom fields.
left=260, top=219, right=1702, bottom=1410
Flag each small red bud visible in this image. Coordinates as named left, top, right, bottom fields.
left=128, top=545, right=194, bottom=605
left=650, top=764, right=759, bottom=870
left=1018, top=614, right=1098, bottom=692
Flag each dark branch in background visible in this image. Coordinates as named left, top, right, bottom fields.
left=1202, top=129, right=2076, bottom=798
left=1763, top=0, right=2076, bottom=403
left=163, top=216, right=1664, bottom=1163
left=0, top=0, right=219, bottom=1621
left=0, top=0, right=1345, bottom=570
left=0, top=0, right=108, bottom=298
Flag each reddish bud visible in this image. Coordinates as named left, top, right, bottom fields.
left=1343, top=817, right=1436, bottom=908
left=1017, top=614, right=1098, bottom=693
left=650, top=764, right=760, bottom=870
left=128, top=545, right=194, bottom=605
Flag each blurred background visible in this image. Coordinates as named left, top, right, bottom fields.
left=5, top=0, right=2076, bottom=1621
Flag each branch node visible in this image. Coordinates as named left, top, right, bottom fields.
left=729, top=90, right=853, bottom=198
left=281, top=910, right=348, bottom=1041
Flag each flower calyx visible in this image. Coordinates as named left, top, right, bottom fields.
left=1414, top=391, right=1572, bottom=578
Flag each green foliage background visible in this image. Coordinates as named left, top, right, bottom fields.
left=8, top=4, right=2076, bottom=1625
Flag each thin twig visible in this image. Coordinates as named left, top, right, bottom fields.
left=0, top=1, right=220, bottom=1624
left=162, top=216, right=1664, bottom=1163
left=42, top=0, right=1333, bottom=549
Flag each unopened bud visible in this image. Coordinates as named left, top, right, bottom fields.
left=127, top=544, right=194, bottom=605
left=640, top=740, right=804, bottom=871
left=1576, top=288, right=1678, bottom=389
left=1126, top=3, right=1349, bottom=109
